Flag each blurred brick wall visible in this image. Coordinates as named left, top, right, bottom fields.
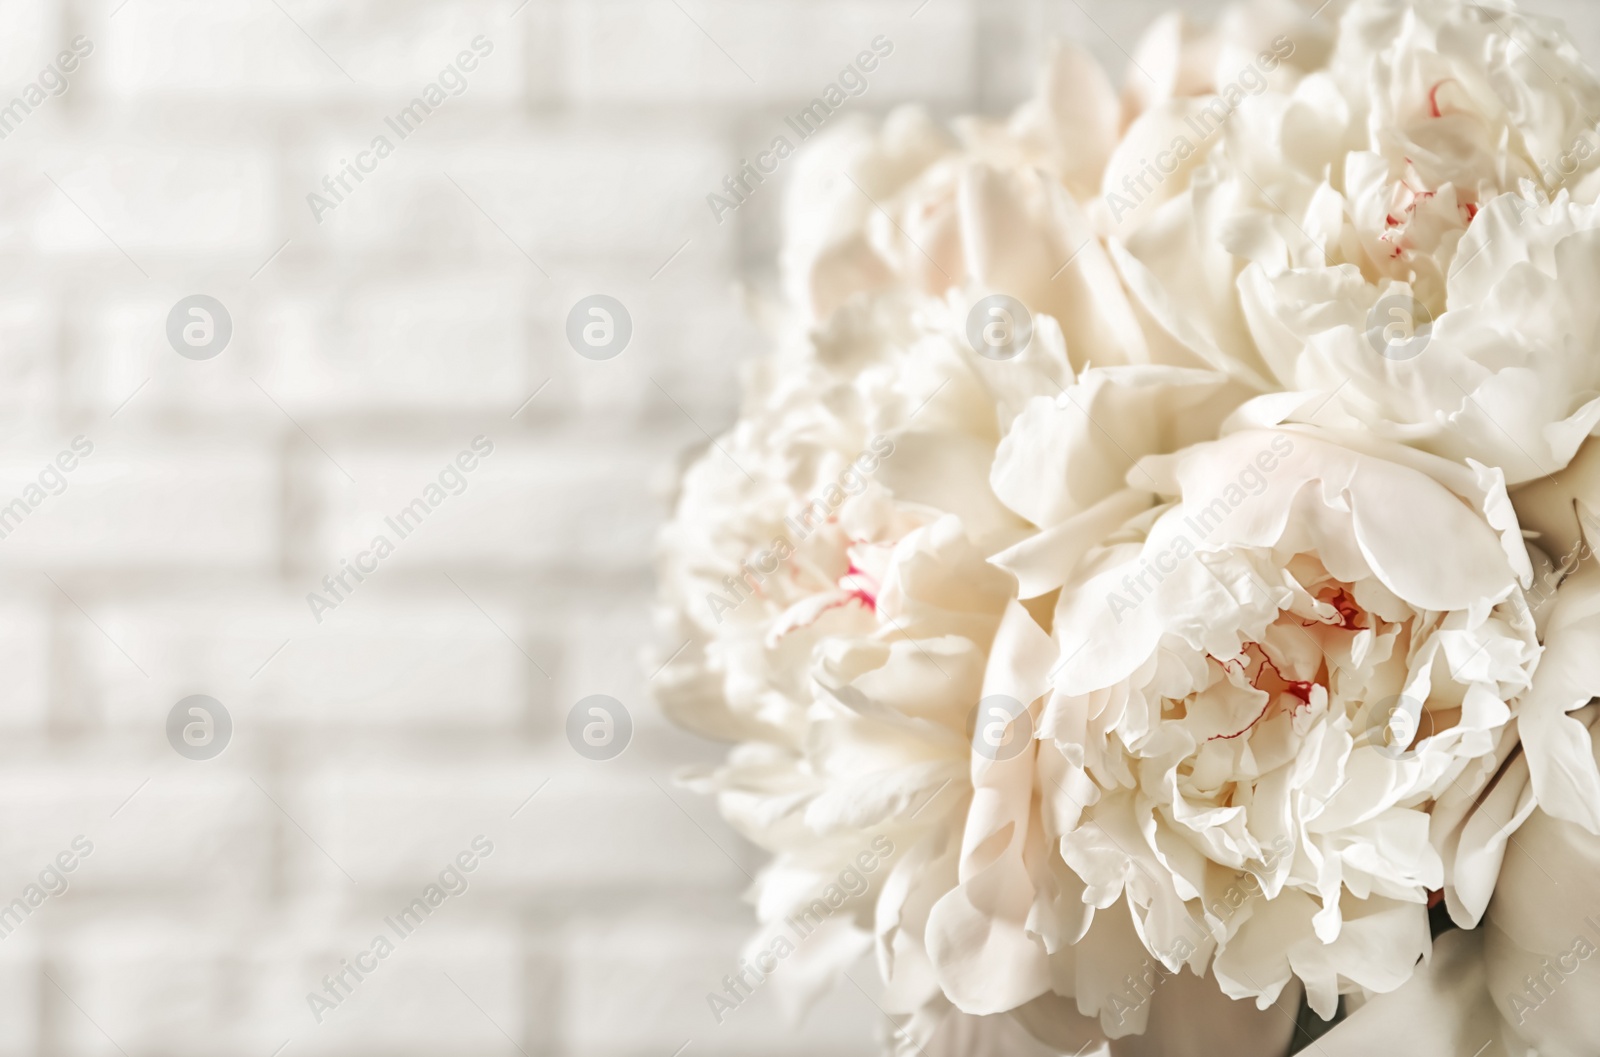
left=0, top=0, right=1591, bottom=1055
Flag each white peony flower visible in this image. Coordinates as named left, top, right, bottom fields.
left=1118, top=0, right=1600, bottom=483
left=908, top=453, right=1309, bottom=1048
left=1021, top=425, right=1540, bottom=1021
left=657, top=3, right=1600, bottom=1054
left=779, top=6, right=1319, bottom=364
left=654, top=287, right=1090, bottom=1037
left=782, top=116, right=1155, bottom=373
left=694, top=515, right=1021, bottom=1019
left=1235, top=187, right=1600, bottom=485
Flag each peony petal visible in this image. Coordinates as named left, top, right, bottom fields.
left=989, top=366, right=1241, bottom=529
left=959, top=164, right=1147, bottom=370
left=1106, top=966, right=1300, bottom=1057
left=1480, top=733, right=1600, bottom=1056
left=1315, top=929, right=1511, bottom=1057
left=1515, top=563, right=1600, bottom=834
left=925, top=602, right=1058, bottom=1015
left=991, top=489, right=1155, bottom=599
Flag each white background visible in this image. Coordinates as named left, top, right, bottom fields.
left=0, top=0, right=1590, bottom=1054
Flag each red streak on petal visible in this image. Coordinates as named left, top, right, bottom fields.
left=1208, top=654, right=1247, bottom=675
left=776, top=592, right=874, bottom=640
left=1208, top=646, right=1319, bottom=740
left=1395, top=169, right=1432, bottom=203
left=1323, top=588, right=1365, bottom=631
left=1427, top=79, right=1460, bottom=119
left=1427, top=888, right=1445, bottom=909
left=844, top=563, right=878, bottom=611
left=1255, top=654, right=1315, bottom=708
left=1210, top=698, right=1274, bottom=741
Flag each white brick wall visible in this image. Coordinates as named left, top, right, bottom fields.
left=0, top=0, right=1589, bottom=1054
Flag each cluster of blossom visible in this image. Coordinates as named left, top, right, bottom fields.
left=654, top=1, right=1600, bottom=1053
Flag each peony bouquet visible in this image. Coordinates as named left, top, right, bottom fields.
left=654, top=0, right=1600, bottom=1053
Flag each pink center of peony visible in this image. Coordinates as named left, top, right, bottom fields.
left=1377, top=156, right=1480, bottom=260
left=842, top=562, right=879, bottom=611
left=1306, top=587, right=1366, bottom=631
left=1207, top=644, right=1320, bottom=741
